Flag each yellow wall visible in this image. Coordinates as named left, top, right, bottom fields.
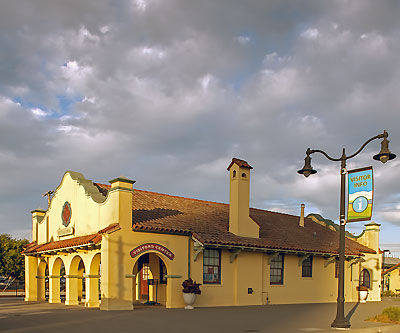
left=35, top=172, right=119, bottom=245
left=386, top=269, right=400, bottom=293
left=25, top=171, right=382, bottom=310
left=353, top=222, right=382, bottom=302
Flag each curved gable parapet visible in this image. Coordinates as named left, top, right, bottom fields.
left=307, top=213, right=364, bottom=239
left=62, top=171, right=107, bottom=204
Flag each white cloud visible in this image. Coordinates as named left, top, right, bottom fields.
left=199, top=73, right=213, bottom=91
left=301, top=28, right=320, bottom=40
left=30, top=108, right=49, bottom=118
left=132, top=0, right=147, bottom=12
left=100, top=25, right=110, bottom=34
left=82, top=96, right=96, bottom=104
left=141, top=46, right=165, bottom=59
left=236, top=35, right=251, bottom=45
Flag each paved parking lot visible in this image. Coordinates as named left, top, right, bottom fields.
left=0, top=297, right=399, bottom=333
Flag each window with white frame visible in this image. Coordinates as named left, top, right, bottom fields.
left=270, top=254, right=284, bottom=285
left=203, top=248, right=221, bottom=284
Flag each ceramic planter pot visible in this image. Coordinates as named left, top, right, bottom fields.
left=359, top=290, right=368, bottom=303
left=183, top=292, right=196, bottom=309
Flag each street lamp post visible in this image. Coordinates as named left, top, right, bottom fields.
left=298, top=130, right=396, bottom=329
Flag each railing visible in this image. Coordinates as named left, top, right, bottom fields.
left=0, top=279, right=25, bottom=297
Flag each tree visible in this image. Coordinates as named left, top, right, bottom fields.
left=0, top=234, right=29, bottom=280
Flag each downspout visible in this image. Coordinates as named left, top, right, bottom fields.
left=188, top=236, right=191, bottom=279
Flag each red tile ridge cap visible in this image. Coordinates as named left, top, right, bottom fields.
left=23, top=241, right=37, bottom=249
left=98, top=223, right=121, bottom=234
left=95, top=182, right=228, bottom=207
left=250, top=207, right=309, bottom=219
left=383, top=262, right=400, bottom=276
left=133, top=189, right=229, bottom=207
left=227, top=158, right=253, bottom=170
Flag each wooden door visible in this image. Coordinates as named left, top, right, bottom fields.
left=140, top=264, right=150, bottom=298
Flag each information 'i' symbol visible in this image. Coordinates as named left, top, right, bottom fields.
left=352, top=196, right=368, bottom=213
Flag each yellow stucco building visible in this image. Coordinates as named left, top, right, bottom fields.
left=382, top=263, right=400, bottom=294
left=23, top=158, right=382, bottom=310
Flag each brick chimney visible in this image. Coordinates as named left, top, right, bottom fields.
left=227, top=158, right=259, bottom=238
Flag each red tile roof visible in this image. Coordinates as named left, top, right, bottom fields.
left=383, top=262, right=400, bottom=276
left=93, top=184, right=374, bottom=256
left=23, top=233, right=102, bottom=254
left=227, top=158, right=253, bottom=170
left=26, top=183, right=374, bottom=257
left=98, top=223, right=120, bottom=234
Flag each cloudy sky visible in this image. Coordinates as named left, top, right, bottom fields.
left=1, top=1, right=400, bottom=254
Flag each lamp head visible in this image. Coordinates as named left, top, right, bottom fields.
left=297, top=154, right=317, bottom=177
left=373, top=132, right=396, bottom=163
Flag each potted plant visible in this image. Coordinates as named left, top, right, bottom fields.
left=357, top=284, right=369, bottom=303
left=182, top=278, right=201, bottom=309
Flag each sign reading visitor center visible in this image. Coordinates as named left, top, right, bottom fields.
left=347, top=166, right=373, bottom=222
left=130, top=243, right=175, bottom=260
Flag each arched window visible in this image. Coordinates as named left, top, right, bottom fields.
left=242, top=172, right=246, bottom=178
left=232, top=170, right=236, bottom=178
left=360, top=269, right=371, bottom=288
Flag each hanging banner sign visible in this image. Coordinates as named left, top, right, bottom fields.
left=130, top=243, right=175, bottom=260
left=347, top=166, right=373, bottom=222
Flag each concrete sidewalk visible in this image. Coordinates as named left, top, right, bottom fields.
left=0, top=297, right=399, bottom=332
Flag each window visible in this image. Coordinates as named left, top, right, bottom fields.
left=159, top=258, right=167, bottom=284
left=360, top=269, right=370, bottom=288
left=302, top=256, right=313, bottom=277
left=270, top=254, right=284, bottom=285
left=203, top=249, right=221, bottom=284
left=142, top=263, right=150, bottom=280
left=242, top=172, right=246, bottom=178
left=232, top=170, right=236, bottom=178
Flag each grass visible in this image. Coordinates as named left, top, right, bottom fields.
left=367, top=306, right=400, bottom=324
left=382, top=291, right=400, bottom=297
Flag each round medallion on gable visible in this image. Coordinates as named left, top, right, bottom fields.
left=61, top=201, right=72, bottom=227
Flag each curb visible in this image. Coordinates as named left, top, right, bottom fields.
left=344, top=324, right=399, bottom=332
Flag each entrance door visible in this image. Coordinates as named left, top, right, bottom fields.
left=140, top=263, right=150, bottom=299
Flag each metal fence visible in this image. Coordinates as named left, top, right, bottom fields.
left=0, top=279, right=25, bottom=297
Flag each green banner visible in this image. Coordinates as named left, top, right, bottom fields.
left=347, top=166, right=373, bottom=222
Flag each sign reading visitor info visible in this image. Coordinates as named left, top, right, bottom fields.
left=347, top=166, right=373, bottom=222
left=130, top=243, right=175, bottom=260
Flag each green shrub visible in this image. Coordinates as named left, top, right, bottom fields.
left=382, top=307, right=400, bottom=321
left=381, top=290, right=397, bottom=297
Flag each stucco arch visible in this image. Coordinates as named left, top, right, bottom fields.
left=65, top=255, right=86, bottom=306
left=131, top=251, right=170, bottom=306
left=37, top=260, right=48, bottom=301
left=48, top=257, right=65, bottom=304
left=130, top=251, right=172, bottom=277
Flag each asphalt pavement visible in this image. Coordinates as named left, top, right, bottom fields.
left=0, top=297, right=399, bottom=333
